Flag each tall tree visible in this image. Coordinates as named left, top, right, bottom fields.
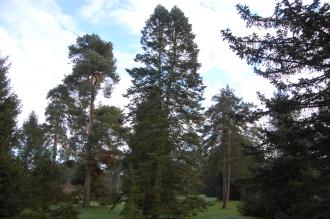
left=125, top=5, right=205, bottom=218
left=45, top=84, right=73, bottom=162
left=204, top=86, right=253, bottom=208
left=65, top=34, right=119, bottom=207
left=0, top=54, right=24, bottom=216
left=222, top=0, right=330, bottom=218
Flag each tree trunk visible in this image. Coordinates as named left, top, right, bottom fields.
left=222, top=130, right=231, bottom=209
left=83, top=93, right=95, bottom=208
left=52, top=133, right=58, bottom=162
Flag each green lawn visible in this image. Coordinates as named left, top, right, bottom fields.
left=78, top=200, right=258, bottom=219
left=192, top=201, right=257, bottom=219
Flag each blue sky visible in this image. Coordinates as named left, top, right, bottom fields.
left=0, top=0, right=278, bottom=123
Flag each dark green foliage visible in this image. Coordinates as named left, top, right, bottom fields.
left=203, top=86, right=254, bottom=206
left=222, top=0, right=330, bottom=218
left=19, top=204, right=79, bottom=219
left=49, top=204, right=79, bottom=219
left=0, top=54, right=24, bottom=216
left=0, top=153, right=26, bottom=217
left=65, top=33, right=119, bottom=104
left=18, top=113, right=65, bottom=210
left=19, top=112, right=46, bottom=169
left=45, top=84, right=75, bottom=162
left=93, top=173, right=112, bottom=206
left=123, top=165, right=144, bottom=219
left=0, top=55, right=20, bottom=154
left=125, top=5, right=205, bottom=218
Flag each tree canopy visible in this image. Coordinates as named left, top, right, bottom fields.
left=222, top=0, right=330, bottom=218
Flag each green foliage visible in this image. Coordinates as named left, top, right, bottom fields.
left=204, top=86, right=252, bottom=181
left=0, top=55, right=20, bottom=154
left=124, top=4, right=205, bottom=218
left=49, top=204, right=79, bottom=219
left=93, top=173, right=112, bottom=206
left=19, top=112, right=46, bottom=169
left=65, top=33, right=118, bottom=104
left=222, top=0, right=330, bottom=218
left=76, top=201, right=255, bottom=219
left=45, top=84, right=75, bottom=161
left=19, top=204, right=79, bottom=219
left=17, top=113, right=66, bottom=211
left=0, top=154, right=26, bottom=217
left=64, top=33, right=120, bottom=207
left=0, top=54, right=25, bottom=217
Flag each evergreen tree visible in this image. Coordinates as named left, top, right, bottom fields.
left=222, top=0, right=330, bottom=218
left=19, top=112, right=64, bottom=211
left=45, top=84, right=73, bottom=162
left=0, top=54, right=24, bottom=216
left=125, top=5, right=205, bottom=218
left=64, top=34, right=119, bottom=207
left=204, top=86, right=253, bottom=208
left=19, top=112, right=46, bottom=169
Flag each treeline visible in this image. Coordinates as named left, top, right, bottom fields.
left=0, top=1, right=329, bottom=219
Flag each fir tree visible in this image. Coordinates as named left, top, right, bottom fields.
left=125, top=5, right=205, bottom=218
left=0, top=54, right=24, bottom=216
left=19, top=112, right=45, bottom=169
left=222, top=0, right=330, bottom=218
left=19, top=112, right=64, bottom=211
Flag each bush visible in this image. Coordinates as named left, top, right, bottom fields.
left=19, top=204, right=79, bottom=219
left=19, top=209, right=49, bottom=219
left=49, top=204, right=79, bottom=219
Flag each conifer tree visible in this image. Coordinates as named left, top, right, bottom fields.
left=19, top=112, right=64, bottom=211
left=19, top=112, right=45, bottom=169
left=125, top=5, right=205, bottom=218
left=45, top=84, right=73, bottom=162
left=222, top=0, right=330, bottom=217
left=0, top=54, right=24, bottom=216
left=64, top=34, right=119, bottom=207
left=204, top=86, right=253, bottom=208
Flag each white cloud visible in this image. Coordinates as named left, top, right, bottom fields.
left=100, top=50, right=136, bottom=110
left=0, top=0, right=79, bottom=123
left=103, top=0, right=276, bottom=105
left=0, top=0, right=280, bottom=125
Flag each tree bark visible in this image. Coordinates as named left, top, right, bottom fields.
left=222, top=130, right=231, bottom=209
left=52, top=133, right=58, bottom=162
left=83, top=91, right=95, bottom=208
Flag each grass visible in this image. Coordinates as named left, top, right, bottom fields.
left=192, top=200, right=257, bottom=219
left=77, top=199, right=258, bottom=219
left=78, top=203, right=123, bottom=219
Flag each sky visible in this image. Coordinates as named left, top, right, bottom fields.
left=0, top=0, right=279, bottom=123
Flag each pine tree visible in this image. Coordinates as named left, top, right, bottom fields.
left=64, top=34, right=119, bottom=207
left=204, top=86, right=253, bottom=208
left=125, top=5, right=205, bottom=218
left=222, top=0, right=330, bottom=218
left=0, top=54, right=24, bottom=216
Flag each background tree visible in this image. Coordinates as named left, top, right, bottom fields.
left=19, top=112, right=45, bottom=169
left=125, top=5, right=205, bottom=218
left=204, top=86, right=253, bottom=209
left=65, top=34, right=119, bottom=207
left=222, top=0, right=330, bottom=218
left=0, top=54, right=25, bottom=217
left=45, top=84, right=74, bottom=162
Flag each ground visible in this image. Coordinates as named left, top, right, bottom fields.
left=78, top=200, right=258, bottom=219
